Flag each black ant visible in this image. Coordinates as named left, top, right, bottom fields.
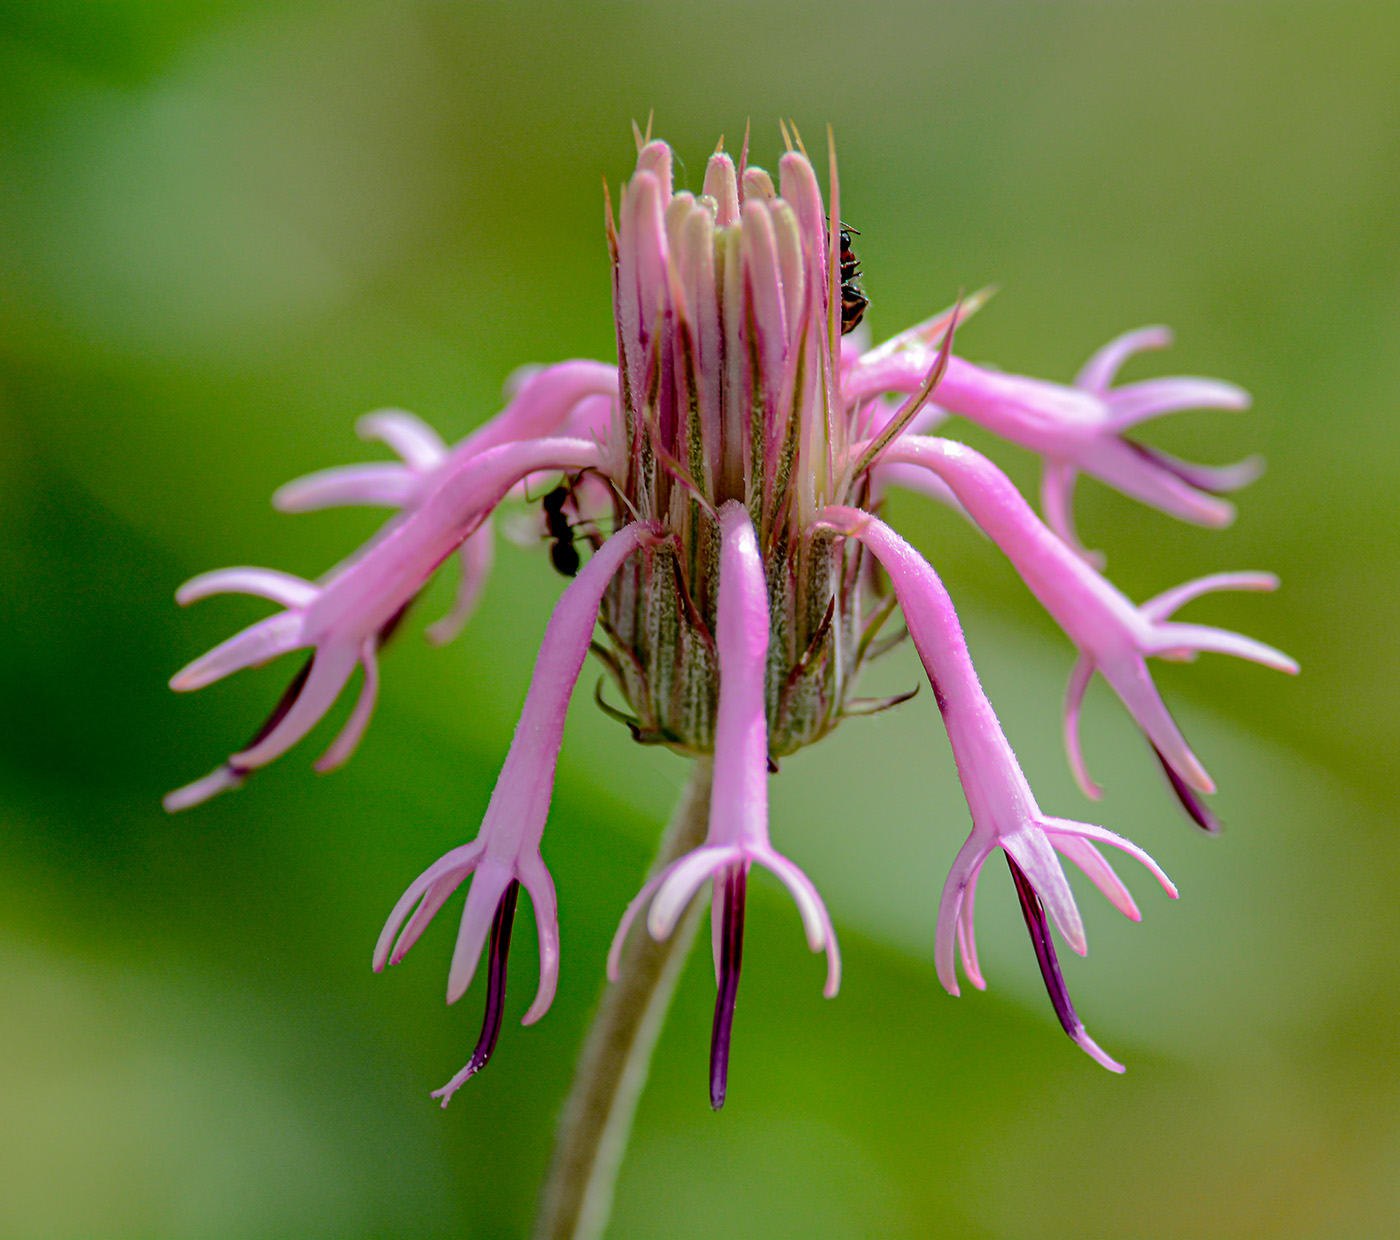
left=542, top=482, right=581, bottom=577
left=839, top=225, right=868, bottom=336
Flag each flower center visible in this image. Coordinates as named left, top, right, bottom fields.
left=596, top=139, right=893, bottom=759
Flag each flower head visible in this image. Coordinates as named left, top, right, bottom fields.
left=167, top=125, right=1292, bottom=1100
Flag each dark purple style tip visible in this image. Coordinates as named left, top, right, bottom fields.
left=459, top=879, right=521, bottom=1084
left=1005, top=854, right=1084, bottom=1044
left=709, top=865, right=747, bottom=1111
left=1152, top=744, right=1221, bottom=833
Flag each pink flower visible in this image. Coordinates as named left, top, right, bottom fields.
left=815, top=508, right=1177, bottom=1070
left=874, top=435, right=1298, bottom=808
left=846, top=322, right=1262, bottom=565
left=168, top=126, right=1291, bottom=1100
left=373, top=521, right=657, bottom=1106
left=166, top=433, right=601, bottom=810
left=606, top=503, right=839, bottom=1108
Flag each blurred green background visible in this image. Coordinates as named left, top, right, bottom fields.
left=2, top=3, right=1398, bottom=1237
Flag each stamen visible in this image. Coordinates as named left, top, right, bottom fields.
left=1005, top=854, right=1122, bottom=1072
left=226, top=655, right=313, bottom=775
left=709, top=864, right=747, bottom=1110
left=468, top=879, right=520, bottom=1077
left=1152, top=744, right=1222, bottom=834
left=432, top=879, right=521, bottom=1107
left=1123, top=438, right=1238, bottom=496
left=376, top=599, right=414, bottom=648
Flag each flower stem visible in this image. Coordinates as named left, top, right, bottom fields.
left=532, top=757, right=713, bottom=1240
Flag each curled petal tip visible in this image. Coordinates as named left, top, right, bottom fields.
left=521, top=992, right=552, bottom=1027
left=176, top=567, right=318, bottom=609
left=424, top=619, right=462, bottom=647
left=1075, top=325, right=1175, bottom=390
left=519, top=861, right=560, bottom=1026
left=820, top=934, right=843, bottom=999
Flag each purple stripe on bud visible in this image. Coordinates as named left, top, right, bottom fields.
left=1152, top=743, right=1222, bottom=834
left=459, top=879, right=521, bottom=1084
left=709, top=865, right=747, bottom=1110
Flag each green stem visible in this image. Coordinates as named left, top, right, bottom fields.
left=531, top=758, right=713, bottom=1240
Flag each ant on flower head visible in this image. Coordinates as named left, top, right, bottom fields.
left=839, top=224, right=868, bottom=336
left=542, top=480, right=580, bottom=578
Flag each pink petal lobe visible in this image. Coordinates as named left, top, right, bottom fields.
left=357, top=409, right=447, bottom=469
left=177, top=568, right=318, bottom=609
left=1063, top=655, right=1103, bottom=800
left=1042, top=816, right=1178, bottom=899
left=1001, top=830, right=1087, bottom=958
left=518, top=854, right=560, bottom=1025
left=607, top=868, right=668, bottom=982
left=764, top=852, right=842, bottom=997
left=1104, top=377, right=1251, bottom=430
left=709, top=502, right=772, bottom=852
left=448, top=863, right=514, bottom=1004
left=1074, top=325, right=1173, bottom=391
left=273, top=464, right=418, bottom=513
left=233, top=644, right=359, bottom=768
left=1079, top=438, right=1239, bottom=527
left=935, top=833, right=993, bottom=996
left=1051, top=834, right=1140, bottom=921
left=1141, top=571, right=1279, bottom=622
left=162, top=766, right=245, bottom=813
left=1155, top=622, right=1299, bottom=673
left=425, top=522, right=496, bottom=646
left=1097, top=657, right=1214, bottom=793
left=373, top=840, right=484, bottom=971
left=314, top=642, right=379, bottom=772
left=647, top=847, right=732, bottom=940
left=956, top=866, right=985, bottom=990
left=169, top=612, right=304, bottom=691
left=1039, top=461, right=1101, bottom=567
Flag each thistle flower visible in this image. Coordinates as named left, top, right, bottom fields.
left=167, top=124, right=1294, bottom=1104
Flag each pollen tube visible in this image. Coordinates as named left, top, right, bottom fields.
left=709, top=864, right=747, bottom=1110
